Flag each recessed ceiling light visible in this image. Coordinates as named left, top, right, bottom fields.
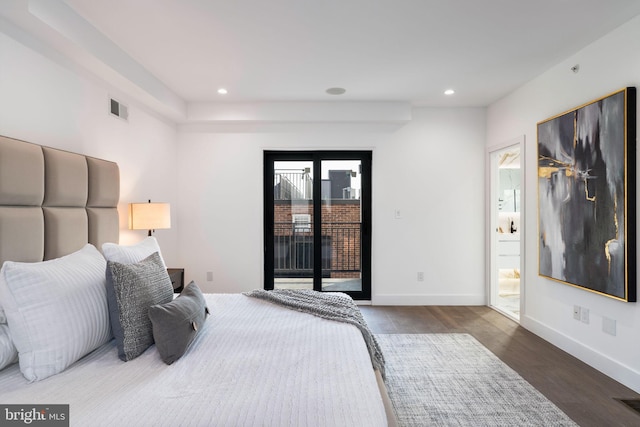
left=444, top=89, right=455, bottom=95
left=326, top=87, right=346, bottom=95
left=217, top=88, right=228, bottom=95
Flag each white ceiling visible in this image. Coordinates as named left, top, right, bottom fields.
left=3, top=0, right=640, bottom=120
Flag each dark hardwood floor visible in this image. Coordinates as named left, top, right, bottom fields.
left=360, top=305, right=640, bottom=427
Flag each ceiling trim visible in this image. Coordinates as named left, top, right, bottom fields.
left=27, top=0, right=186, bottom=120
left=187, top=101, right=412, bottom=124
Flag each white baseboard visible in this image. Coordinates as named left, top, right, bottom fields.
left=521, top=314, right=640, bottom=393
left=371, top=294, right=485, bottom=306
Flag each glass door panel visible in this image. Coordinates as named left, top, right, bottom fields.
left=273, top=160, right=314, bottom=290
left=320, top=160, right=363, bottom=292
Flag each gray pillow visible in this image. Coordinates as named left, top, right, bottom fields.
left=149, top=281, right=209, bottom=365
left=106, top=252, right=174, bottom=361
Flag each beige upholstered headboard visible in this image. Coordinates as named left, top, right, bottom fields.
left=0, top=135, right=119, bottom=267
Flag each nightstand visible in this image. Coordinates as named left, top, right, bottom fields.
left=167, top=268, right=185, bottom=293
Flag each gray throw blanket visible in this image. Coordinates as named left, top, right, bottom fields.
left=244, top=289, right=385, bottom=378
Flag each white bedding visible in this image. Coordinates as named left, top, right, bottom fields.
left=0, top=294, right=387, bottom=427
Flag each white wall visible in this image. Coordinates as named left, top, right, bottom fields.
left=487, top=15, right=640, bottom=392
left=0, top=29, right=180, bottom=264
left=177, top=107, right=487, bottom=304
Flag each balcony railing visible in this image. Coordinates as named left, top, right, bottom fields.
left=273, top=222, right=361, bottom=277
left=274, top=170, right=312, bottom=200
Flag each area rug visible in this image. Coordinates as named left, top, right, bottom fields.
left=377, top=333, right=577, bottom=426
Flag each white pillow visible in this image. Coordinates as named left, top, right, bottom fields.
left=0, top=244, right=111, bottom=381
left=102, top=236, right=166, bottom=267
left=0, top=324, right=18, bottom=370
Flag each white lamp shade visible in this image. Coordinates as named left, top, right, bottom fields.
left=129, top=202, right=171, bottom=231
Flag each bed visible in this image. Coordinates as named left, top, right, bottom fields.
left=0, top=135, right=393, bottom=426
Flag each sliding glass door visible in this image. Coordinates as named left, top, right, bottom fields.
left=264, top=151, right=371, bottom=300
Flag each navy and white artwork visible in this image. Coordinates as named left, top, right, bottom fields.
left=537, top=88, right=635, bottom=301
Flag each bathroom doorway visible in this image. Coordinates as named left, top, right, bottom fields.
left=488, top=139, right=523, bottom=321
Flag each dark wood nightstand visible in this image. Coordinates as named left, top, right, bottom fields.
left=167, top=268, right=185, bottom=293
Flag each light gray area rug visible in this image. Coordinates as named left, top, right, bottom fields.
left=377, top=333, right=577, bottom=426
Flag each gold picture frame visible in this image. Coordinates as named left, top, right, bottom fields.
left=537, top=87, right=636, bottom=301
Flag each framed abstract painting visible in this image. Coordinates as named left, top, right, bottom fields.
left=537, top=87, right=636, bottom=301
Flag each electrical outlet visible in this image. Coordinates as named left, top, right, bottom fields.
left=206, top=271, right=213, bottom=282
left=394, top=209, right=402, bottom=219
left=417, top=272, right=424, bottom=282
left=603, top=317, right=617, bottom=336
left=573, top=305, right=581, bottom=320
left=581, top=308, right=589, bottom=324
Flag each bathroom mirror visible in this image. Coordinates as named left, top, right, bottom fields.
left=499, top=168, right=520, bottom=212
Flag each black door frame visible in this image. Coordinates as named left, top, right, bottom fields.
left=264, top=150, right=372, bottom=300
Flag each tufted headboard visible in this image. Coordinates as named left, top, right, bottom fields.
left=0, top=135, right=119, bottom=267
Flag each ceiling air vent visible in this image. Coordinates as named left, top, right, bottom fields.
left=109, top=98, right=129, bottom=121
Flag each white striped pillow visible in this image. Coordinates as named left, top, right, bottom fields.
left=0, top=244, right=110, bottom=381
left=102, top=236, right=166, bottom=267
left=0, top=324, right=18, bottom=370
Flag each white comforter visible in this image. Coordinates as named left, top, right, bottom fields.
left=0, top=294, right=387, bottom=427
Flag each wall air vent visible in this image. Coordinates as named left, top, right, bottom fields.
left=109, top=98, right=129, bottom=121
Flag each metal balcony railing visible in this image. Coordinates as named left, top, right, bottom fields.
left=274, top=170, right=312, bottom=200
left=273, top=222, right=361, bottom=277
